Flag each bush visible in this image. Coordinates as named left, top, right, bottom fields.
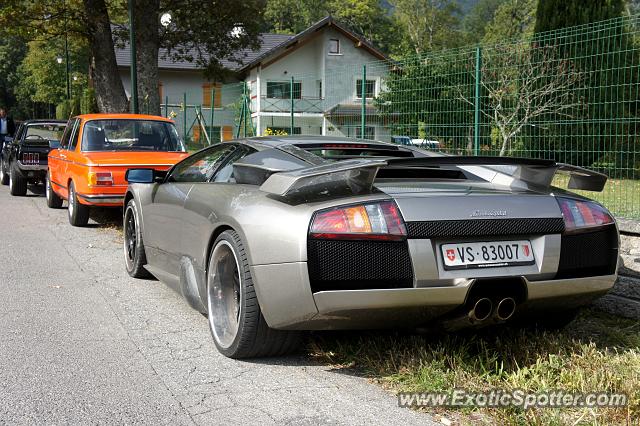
left=55, top=98, right=82, bottom=120
left=55, top=101, right=70, bottom=120
left=80, top=88, right=98, bottom=115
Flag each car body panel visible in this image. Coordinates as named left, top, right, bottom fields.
left=126, top=136, right=619, bottom=330
left=48, top=114, right=188, bottom=206
left=1, top=119, right=66, bottom=183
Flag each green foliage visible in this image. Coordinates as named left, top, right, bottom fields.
left=535, top=0, right=625, bottom=32
left=482, top=0, right=538, bottom=43
left=80, top=88, right=98, bottom=115
left=56, top=97, right=81, bottom=120
left=462, top=0, right=507, bottom=44
left=390, top=0, right=464, bottom=54
left=0, top=36, right=27, bottom=114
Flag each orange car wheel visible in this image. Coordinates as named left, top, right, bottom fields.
left=67, top=181, right=90, bottom=227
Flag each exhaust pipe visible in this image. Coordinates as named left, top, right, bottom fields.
left=494, top=297, right=517, bottom=321
left=468, top=298, right=493, bottom=322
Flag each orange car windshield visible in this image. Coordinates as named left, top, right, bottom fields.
left=81, top=119, right=186, bottom=152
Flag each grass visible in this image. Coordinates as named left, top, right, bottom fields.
left=308, top=308, right=640, bottom=425
left=553, top=175, right=640, bottom=219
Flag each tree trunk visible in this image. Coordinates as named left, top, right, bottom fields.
left=500, top=134, right=509, bottom=156
left=134, top=0, right=161, bottom=116
left=83, top=0, right=129, bottom=113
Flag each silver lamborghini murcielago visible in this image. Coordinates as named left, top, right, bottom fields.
left=123, top=136, right=618, bottom=358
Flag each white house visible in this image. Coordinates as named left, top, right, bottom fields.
left=115, top=17, right=391, bottom=142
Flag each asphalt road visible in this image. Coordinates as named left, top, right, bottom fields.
left=0, top=185, right=433, bottom=425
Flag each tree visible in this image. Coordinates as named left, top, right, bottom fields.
left=0, top=0, right=129, bottom=112
left=535, top=0, right=624, bottom=33
left=0, top=36, right=27, bottom=114
left=113, top=0, right=267, bottom=115
left=390, top=0, right=462, bottom=55
left=482, top=0, right=538, bottom=44
left=462, top=0, right=506, bottom=44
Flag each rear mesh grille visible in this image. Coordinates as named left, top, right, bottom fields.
left=406, top=218, right=565, bottom=239
left=556, top=225, right=618, bottom=279
left=307, top=239, right=414, bottom=292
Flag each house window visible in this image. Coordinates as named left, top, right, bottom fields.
left=316, top=80, right=322, bottom=98
left=206, top=126, right=221, bottom=143
left=355, top=126, right=375, bottom=140
left=203, top=83, right=222, bottom=108
left=356, top=79, right=376, bottom=99
left=328, top=38, right=340, bottom=54
left=266, top=81, right=301, bottom=99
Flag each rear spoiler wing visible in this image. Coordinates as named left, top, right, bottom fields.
left=258, top=154, right=608, bottom=197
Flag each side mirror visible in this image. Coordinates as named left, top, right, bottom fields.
left=48, top=140, right=61, bottom=150
left=126, top=168, right=156, bottom=184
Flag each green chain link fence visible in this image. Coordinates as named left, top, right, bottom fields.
left=162, top=14, right=640, bottom=219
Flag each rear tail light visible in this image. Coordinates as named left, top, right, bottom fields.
left=309, top=201, right=407, bottom=240
left=88, top=171, right=113, bottom=186
left=557, top=197, right=614, bottom=233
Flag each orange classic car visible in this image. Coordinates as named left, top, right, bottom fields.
left=46, top=114, right=189, bottom=226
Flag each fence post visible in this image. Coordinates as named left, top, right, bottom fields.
left=244, top=82, right=249, bottom=137
left=210, top=87, right=215, bottom=142
left=183, top=92, right=187, bottom=142
left=164, top=95, right=168, bottom=117
left=290, top=76, right=295, bottom=135
left=361, top=64, right=366, bottom=139
left=473, top=46, right=482, bottom=156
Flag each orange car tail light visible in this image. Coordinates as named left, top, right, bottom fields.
left=88, top=171, right=114, bottom=186
left=309, top=201, right=407, bottom=241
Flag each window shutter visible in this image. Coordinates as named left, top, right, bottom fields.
left=222, top=125, right=233, bottom=141
left=202, top=83, right=212, bottom=107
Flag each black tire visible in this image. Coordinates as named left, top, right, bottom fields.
left=67, top=181, right=90, bottom=227
left=0, top=158, right=8, bottom=186
left=206, top=230, right=300, bottom=359
left=123, top=199, right=152, bottom=278
left=9, top=161, right=27, bottom=196
left=45, top=170, right=63, bottom=208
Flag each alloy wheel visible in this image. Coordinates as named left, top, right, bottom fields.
left=207, top=241, right=242, bottom=349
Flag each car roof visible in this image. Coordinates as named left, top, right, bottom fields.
left=74, top=113, right=174, bottom=123
left=22, top=119, right=67, bottom=125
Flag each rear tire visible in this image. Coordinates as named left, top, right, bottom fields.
left=46, top=171, right=63, bottom=209
left=67, top=181, right=90, bottom=227
left=206, top=230, right=300, bottom=359
left=9, top=161, right=27, bottom=196
left=123, top=199, right=152, bottom=278
left=0, top=158, right=8, bottom=185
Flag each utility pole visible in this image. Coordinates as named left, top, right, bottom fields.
left=128, top=0, right=138, bottom=113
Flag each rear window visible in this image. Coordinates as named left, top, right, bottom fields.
left=304, top=148, right=415, bottom=160
left=81, top=119, right=186, bottom=152
left=25, top=123, right=66, bottom=141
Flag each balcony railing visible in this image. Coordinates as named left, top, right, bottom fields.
left=259, top=96, right=324, bottom=113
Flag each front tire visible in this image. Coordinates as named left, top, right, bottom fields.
left=0, top=158, right=8, bottom=185
left=124, top=199, right=152, bottom=278
left=67, top=181, right=90, bottom=226
left=9, top=161, right=27, bottom=196
left=206, top=230, right=300, bottom=358
left=46, top=171, right=63, bottom=208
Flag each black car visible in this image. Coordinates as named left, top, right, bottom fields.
left=1, top=119, right=67, bottom=196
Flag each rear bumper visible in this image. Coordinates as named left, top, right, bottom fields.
left=17, top=162, right=47, bottom=172
left=251, top=260, right=616, bottom=330
left=76, top=193, right=124, bottom=206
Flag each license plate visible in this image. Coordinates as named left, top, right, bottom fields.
left=22, top=153, right=39, bottom=165
left=441, top=240, right=535, bottom=270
